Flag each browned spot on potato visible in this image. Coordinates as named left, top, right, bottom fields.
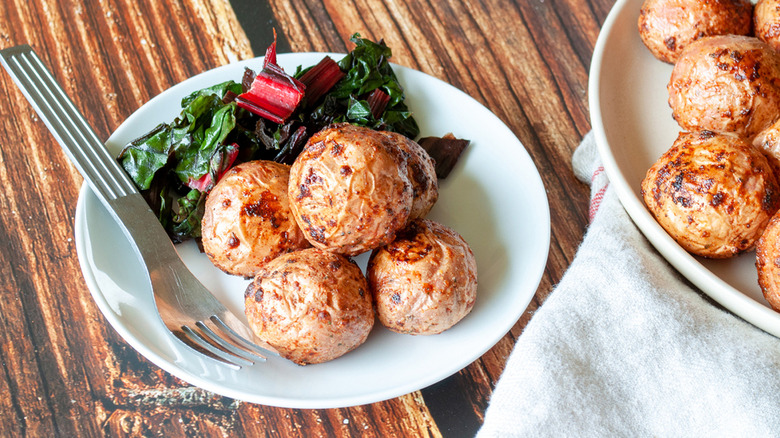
left=665, top=36, right=676, bottom=51
left=711, top=192, right=724, bottom=207
left=304, top=168, right=322, bottom=185
left=306, top=140, right=326, bottom=157
left=202, top=160, right=309, bottom=277
left=242, top=190, right=283, bottom=228
left=297, top=183, right=310, bottom=199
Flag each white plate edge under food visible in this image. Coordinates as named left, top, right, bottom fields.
left=588, top=0, right=780, bottom=338
left=73, top=52, right=551, bottom=407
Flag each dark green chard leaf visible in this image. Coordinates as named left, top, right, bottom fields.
left=119, top=81, right=243, bottom=241
left=229, top=122, right=263, bottom=162
left=309, top=33, right=419, bottom=138
left=381, top=77, right=406, bottom=107
left=173, top=102, right=237, bottom=185
left=176, top=93, right=219, bottom=133
left=381, top=109, right=417, bottom=135
left=181, top=80, right=242, bottom=107
left=118, top=123, right=172, bottom=190
left=155, top=183, right=173, bottom=229
left=346, top=96, right=372, bottom=123
left=171, top=188, right=207, bottom=240
left=334, top=36, right=392, bottom=98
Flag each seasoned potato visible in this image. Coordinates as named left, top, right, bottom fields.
left=244, top=248, right=374, bottom=365
left=201, top=160, right=309, bottom=278
left=756, top=210, right=780, bottom=311
left=381, top=130, right=438, bottom=220
left=641, top=131, right=780, bottom=258
left=288, top=123, right=414, bottom=256
left=638, top=0, right=752, bottom=64
left=752, top=118, right=780, bottom=178
left=755, top=0, right=780, bottom=53
left=367, top=219, right=477, bottom=335
left=668, top=35, right=780, bottom=141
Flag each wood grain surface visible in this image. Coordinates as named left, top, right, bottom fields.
left=0, top=0, right=614, bottom=436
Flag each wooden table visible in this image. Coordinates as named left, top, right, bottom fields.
left=0, top=0, right=613, bottom=435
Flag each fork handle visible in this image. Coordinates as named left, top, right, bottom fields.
left=0, top=45, right=139, bottom=205
left=0, top=45, right=178, bottom=266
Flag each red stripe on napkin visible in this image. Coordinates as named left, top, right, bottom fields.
left=589, top=166, right=608, bottom=222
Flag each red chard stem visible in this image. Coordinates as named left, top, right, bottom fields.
left=237, top=38, right=306, bottom=123
left=299, top=56, right=346, bottom=107
left=367, top=88, right=390, bottom=119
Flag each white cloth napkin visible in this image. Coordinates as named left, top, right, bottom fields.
left=477, top=133, right=780, bottom=437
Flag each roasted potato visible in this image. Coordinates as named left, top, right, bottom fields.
left=756, top=210, right=780, bottom=311
left=288, top=123, right=414, bottom=256
left=201, top=160, right=309, bottom=278
left=638, top=0, right=752, bottom=64
left=367, top=219, right=477, bottom=335
left=381, top=130, right=438, bottom=220
left=755, top=0, right=780, bottom=53
left=641, top=131, right=780, bottom=258
left=668, top=35, right=780, bottom=141
left=244, top=248, right=374, bottom=365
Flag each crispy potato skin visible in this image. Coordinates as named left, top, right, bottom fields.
left=755, top=0, right=780, bottom=52
left=641, top=131, right=780, bottom=258
left=244, top=248, right=374, bottom=365
left=288, top=123, right=414, bottom=256
left=201, top=160, right=310, bottom=278
left=638, top=0, right=752, bottom=64
left=367, top=219, right=477, bottom=335
left=752, top=117, right=780, bottom=178
left=668, top=35, right=780, bottom=141
left=381, top=130, right=438, bottom=220
left=756, top=211, right=780, bottom=311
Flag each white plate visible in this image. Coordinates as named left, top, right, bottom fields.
left=590, top=0, right=780, bottom=337
left=74, top=53, right=551, bottom=408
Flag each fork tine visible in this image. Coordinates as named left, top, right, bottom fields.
left=210, top=315, right=280, bottom=357
left=180, top=326, right=254, bottom=368
left=195, top=320, right=267, bottom=363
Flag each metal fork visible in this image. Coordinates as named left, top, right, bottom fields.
left=1, top=44, right=276, bottom=369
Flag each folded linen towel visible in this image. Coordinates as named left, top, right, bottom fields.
left=477, top=132, right=780, bottom=437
